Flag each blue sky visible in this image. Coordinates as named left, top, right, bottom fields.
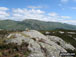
left=0, top=0, right=76, bottom=25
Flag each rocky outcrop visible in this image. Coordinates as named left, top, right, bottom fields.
left=5, top=30, right=75, bottom=57
left=22, top=30, right=46, bottom=40
left=47, top=36, right=75, bottom=50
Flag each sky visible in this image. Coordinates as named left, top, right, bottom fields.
left=0, top=0, right=76, bottom=25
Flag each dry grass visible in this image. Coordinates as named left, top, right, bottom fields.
left=8, top=32, right=30, bottom=39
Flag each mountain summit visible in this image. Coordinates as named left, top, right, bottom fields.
left=5, top=30, right=75, bottom=57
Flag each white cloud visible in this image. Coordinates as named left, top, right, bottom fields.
left=13, top=14, right=23, bottom=17
left=61, top=16, right=71, bottom=19
left=27, top=5, right=48, bottom=9
left=60, top=20, right=76, bottom=25
left=11, top=8, right=45, bottom=21
left=28, top=6, right=42, bottom=9
left=48, top=12, right=71, bottom=19
left=0, top=7, right=9, bottom=19
left=30, top=9, right=45, bottom=14
left=0, top=7, right=9, bottom=11
left=13, top=8, right=44, bottom=14
left=12, top=8, right=72, bottom=23
left=13, top=8, right=26, bottom=14
left=48, top=12, right=58, bottom=17
left=0, top=7, right=75, bottom=25
left=48, top=12, right=72, bottom=24
left=0, top=11, right=9, bottom=16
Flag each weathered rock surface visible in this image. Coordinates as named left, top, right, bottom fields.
left=5, top=30, right=75, bottom=57
left=47, top=36, right=75, bottom=50
left=22, top=30, right=46, bottom=40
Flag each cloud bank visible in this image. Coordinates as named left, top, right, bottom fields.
left=0, top=6, right=76, bottom=25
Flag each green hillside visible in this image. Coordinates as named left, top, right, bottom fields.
left=0, top=19, right=76, bottom=30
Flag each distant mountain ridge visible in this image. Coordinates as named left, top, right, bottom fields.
left=0, top=19, right=76, bottom=30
